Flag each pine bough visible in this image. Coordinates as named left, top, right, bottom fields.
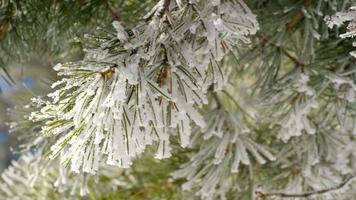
left=1, top=0, right=356, bottom=199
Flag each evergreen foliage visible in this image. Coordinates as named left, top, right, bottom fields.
left=1, top=0, right=356, bottom=199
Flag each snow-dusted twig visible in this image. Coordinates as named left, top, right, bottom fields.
left=256, top=33, right=306, bottom=68
left=255, top=173, right=356, bottom=198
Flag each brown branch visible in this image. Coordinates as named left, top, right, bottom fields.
left=102, top=0, right=120, bottom=21
left=256, top=174, right=356, bottom=198
left=0, top=20, right=10, bottom=41
left=261, top=0, right=315, bottom=70
left=285, top=11, right=304, bottom=32
left=0, top=3, right=15, bottom=42
left=208, top=85, right=222, bottom=109
left=290, top=93, right=302, bottom=105
left=256, top=33, right=305, bottom=72
left=284, top=0, right=312, bottom=31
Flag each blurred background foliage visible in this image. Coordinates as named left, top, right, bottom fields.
left=0, top=0, right=156, bottom=171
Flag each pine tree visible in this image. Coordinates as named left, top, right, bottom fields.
left=1, top=0, right=356, bottom=199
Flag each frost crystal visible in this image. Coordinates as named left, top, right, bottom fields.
left=173, top=107, right=275, bottom=200
left=326, top=8, right=356, bottom=57
left=0, top=153, right=124, bottom=199
left=266, top=71, right=319, bottom=142
left=29, top=0, right=259, bottom=173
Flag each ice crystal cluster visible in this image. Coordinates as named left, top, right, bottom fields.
left=0, top=153, right=125, bottom=199
left=326, top=6, right=356, bottom=57
left=29, top=0, right=258, bottom=174
left=173, top=108, right=276, bottom=200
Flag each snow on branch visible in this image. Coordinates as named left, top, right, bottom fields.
left=256, top=173, right=356, bottom=199
left=172, top=95, right=275, bottom=200
left=325, top=6, right=356, bottom=57
left=29, top=0, right=259, bottom=174
left=0, top=153, right=125, bottom=198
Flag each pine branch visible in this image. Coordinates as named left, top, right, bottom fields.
left=284, top=0, right=312, bottom=31
left=102, top=0, right=120, bottom=21
left=5, top=1, right=356, bottom=199
left=212, top=91, right=222, bottom=109
left=256, top=33, right=305, bottom=73
left=285, top=11, right=304, bottom=32
left=255, top=173, right=356, bottom=198
left=158, top=0, right=171, bottom=18
left=0, top=2, right=14, bottom=42
left=144, top=0, right=171, bottom=21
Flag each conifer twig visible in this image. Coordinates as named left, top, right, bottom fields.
left=255, top=173, right=356, bottom=198
left=0, top=3, right=15, bottom=42
left=256, top=33, right=305, bottom=68
left=144, top=0, right=171, bottom=21
left=102, top=0, right=120, bottom=21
